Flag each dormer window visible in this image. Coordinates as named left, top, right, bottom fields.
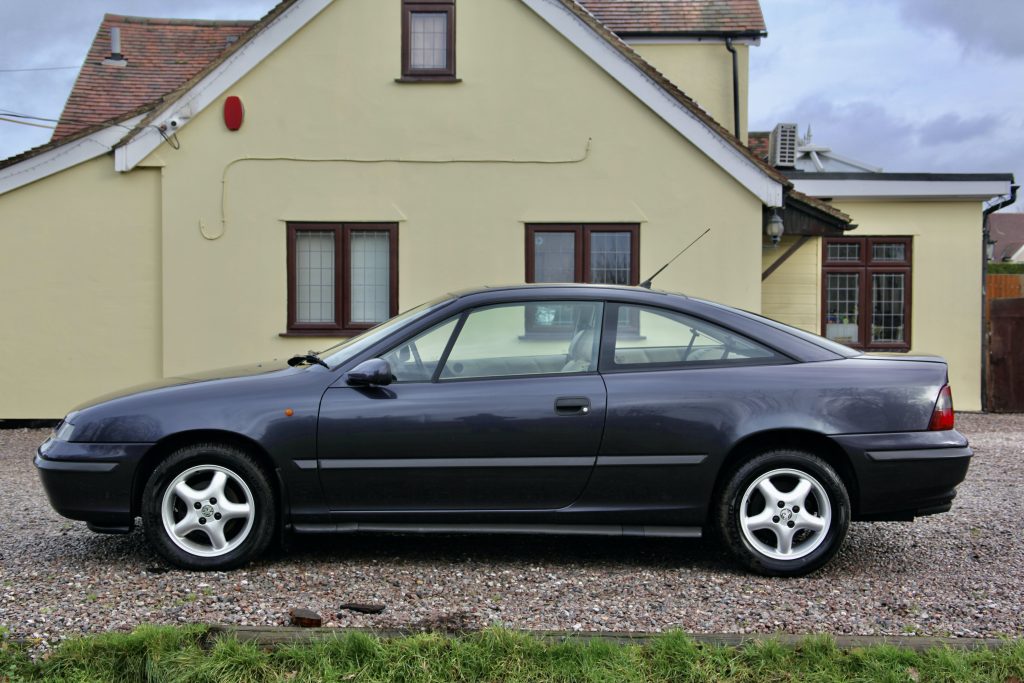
left=401, top=0, right=456, bottom=81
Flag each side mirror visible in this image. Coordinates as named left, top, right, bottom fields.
left=346, top=358, right=393, bottom=387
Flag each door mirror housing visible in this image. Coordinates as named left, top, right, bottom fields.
left=346, top=358, right=394, bottom=387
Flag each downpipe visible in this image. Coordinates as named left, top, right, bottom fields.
left=980, top=183, right=1018, bottom=410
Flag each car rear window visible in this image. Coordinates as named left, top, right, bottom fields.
left=695, top=299, right=863, bottom=359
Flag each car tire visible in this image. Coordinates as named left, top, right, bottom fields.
left=142, top=443, right=275, bottom=571
left=716, top=449, right=850, bottom=577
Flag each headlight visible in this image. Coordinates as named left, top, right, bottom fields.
left=54, top=420, right=75, bottom=442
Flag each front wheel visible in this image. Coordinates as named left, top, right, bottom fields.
left=717, top=450, right=850, bottom=576
left=142, top=443, right=275, bottom=570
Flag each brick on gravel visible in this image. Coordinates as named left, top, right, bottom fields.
left=1, top=413, right=1023, bottom=651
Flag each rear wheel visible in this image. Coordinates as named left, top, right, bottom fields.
left=717, top=450, right=850, bottom=576
left=142, top=443, right=274, bottom=570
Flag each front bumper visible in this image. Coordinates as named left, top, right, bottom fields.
left=35, top=438, right=152, bottom=530
left=833, top=430, right=972, bottom=521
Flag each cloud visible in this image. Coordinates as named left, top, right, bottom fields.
left=755, top=95, right=1021, bottom=176
left=917, top=113, right=1001, bottom=145
left=894, top=0, right=1024, bottom=57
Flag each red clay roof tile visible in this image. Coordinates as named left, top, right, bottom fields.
left=577, top=0, right=766, bottom=35
left=52, top=14, right=254, bottom=140
left=748, top=130, right=770, bottom=160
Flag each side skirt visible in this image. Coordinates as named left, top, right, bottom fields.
left=291, top=522, right=702, bottom=539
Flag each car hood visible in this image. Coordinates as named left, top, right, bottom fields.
left=68, top=359, right=294, bottom=415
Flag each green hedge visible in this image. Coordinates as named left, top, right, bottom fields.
left=988, top=262, right=1024, bottom=274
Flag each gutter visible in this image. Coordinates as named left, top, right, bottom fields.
left=980, top=183, right=1018, bottom=411
left=724, top=37, right=740, bottom=139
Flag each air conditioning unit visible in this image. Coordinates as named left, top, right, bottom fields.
left=769, top=123, right=798, bottom=168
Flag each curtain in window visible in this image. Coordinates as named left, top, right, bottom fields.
left=350, top=230, right=390, bottom=324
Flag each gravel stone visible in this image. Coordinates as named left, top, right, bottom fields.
left=2, top=412, right=1022, bottom=649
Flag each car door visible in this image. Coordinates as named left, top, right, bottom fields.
left=582, top=302, right=790, bottom=524
left=316, top=300, right=607, bottom=511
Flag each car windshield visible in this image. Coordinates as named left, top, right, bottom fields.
left=318, top=295, right=456, bottom=368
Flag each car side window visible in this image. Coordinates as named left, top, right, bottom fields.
left=607, top=304, right=782, bottom=368
left=440, top=301, right=603, bottom=380
left=380, top=317, right=459, bottom=382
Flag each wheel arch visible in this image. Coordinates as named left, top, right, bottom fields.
left=714, top=429, right=859, bottom=517
left=131, top=430, right=282, bottom=518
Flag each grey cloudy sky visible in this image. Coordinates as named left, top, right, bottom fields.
left=1, top=1, right=1021, bottom=209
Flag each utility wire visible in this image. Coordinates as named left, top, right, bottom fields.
left=0, top=110, right=60, bottom=122
left=0, top=116, right=55, bottom=129
left=0, top=66, right=79, bottom=73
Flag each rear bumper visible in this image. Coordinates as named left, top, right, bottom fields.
left=833, top=430, right=972, bottom=521
left=35, top=438, right=151, bottom=528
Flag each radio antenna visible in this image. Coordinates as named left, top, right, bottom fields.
left=638, top=228, right=711, bottom=289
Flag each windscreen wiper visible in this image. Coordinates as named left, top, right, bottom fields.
left=287, top=353, right=329, bottom=369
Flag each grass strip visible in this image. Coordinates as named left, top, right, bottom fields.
left=1, top=626, right=1021, bottom=682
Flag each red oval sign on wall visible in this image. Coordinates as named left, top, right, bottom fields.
left=223, top=96, right=244, bottom=131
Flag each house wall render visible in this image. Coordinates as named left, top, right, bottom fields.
left=0, top=0, right=766, bottom=417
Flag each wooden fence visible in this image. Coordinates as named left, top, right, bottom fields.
left=986, top=274, right=1024, bottom=412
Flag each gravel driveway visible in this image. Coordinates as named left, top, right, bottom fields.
left=2, top=413, right=1022, bottom=647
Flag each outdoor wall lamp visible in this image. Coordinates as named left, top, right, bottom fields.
left=985, top=237, right=996, bottom=262
left=765, top=209, right=785, bottom=247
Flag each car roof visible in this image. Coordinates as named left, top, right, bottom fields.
left=447, top=283, right=682, bottom=299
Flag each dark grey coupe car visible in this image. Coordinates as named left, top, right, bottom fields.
left=36, top=285, right=970, bottom=575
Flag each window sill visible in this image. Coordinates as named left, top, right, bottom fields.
left=280, top=330, right=361, bottom=338
left=395, top=76, right=462, bottom=83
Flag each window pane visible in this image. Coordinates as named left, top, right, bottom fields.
left=825, top=272, right=859, bottom=344
left=295, top=230, right=335, bottom=324
left=589, top=231, right=631, bottom=285
left=443, top=302, right=602, bottom=379
left=350, top=230, right=391, bottom=325
left=381, top=317, right=458, bottom=382
left=613, top=306, right=777, bottom=365
left=872, top=243, right=906, bottom=262
left=827, top=242, right=861, bottom=262
left=533, top=232, right=576, bottom=282
left=871, top=273, right=905, bottom=343
left=410, top=12, right=447, bottom=69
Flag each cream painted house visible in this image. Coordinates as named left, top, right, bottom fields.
left=753, top=127, right=1015, bottom=410
left=0, top=0, right=1012, bottom=418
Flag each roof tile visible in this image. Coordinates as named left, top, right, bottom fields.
left=577, top=0, right=766, bottom=35
left=52, top=14, right=254, bottom=139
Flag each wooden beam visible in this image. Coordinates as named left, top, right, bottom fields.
left=762, top=234, right=811, bottom=281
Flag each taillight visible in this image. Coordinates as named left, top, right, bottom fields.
left=928, top=384, right=955, bottom=431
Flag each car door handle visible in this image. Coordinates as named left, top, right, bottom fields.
left=555, top=397, right=591, bottom=415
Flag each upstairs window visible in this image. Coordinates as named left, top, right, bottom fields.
left=822, top=236, right=912, bottom=351
left=401, top=0, right=456, bottom=80
left=287, top=223, right=398, bottom=335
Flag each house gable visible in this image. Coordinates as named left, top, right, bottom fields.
left=112, top=0, right=783, bottom=205
left=0, top=0, right=784, bottom=205
left=141, top=0, right=773, bottom=374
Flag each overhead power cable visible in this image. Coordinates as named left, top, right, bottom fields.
left=0, top=66, right=79, bottom=73
left=0, top=110, right=60, bottom=122
left=0, top=116, right=55, bottom=129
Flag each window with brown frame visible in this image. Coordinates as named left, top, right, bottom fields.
left=525, top=224, right=639, bottom=334
left=286, top=223, right=398, bottom=335
left=822, top=236, right=912, bottom=351
left=400, top=0, right=456, bottom=81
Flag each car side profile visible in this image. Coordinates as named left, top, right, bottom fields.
left=36, top=285, right=971, bottom=576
